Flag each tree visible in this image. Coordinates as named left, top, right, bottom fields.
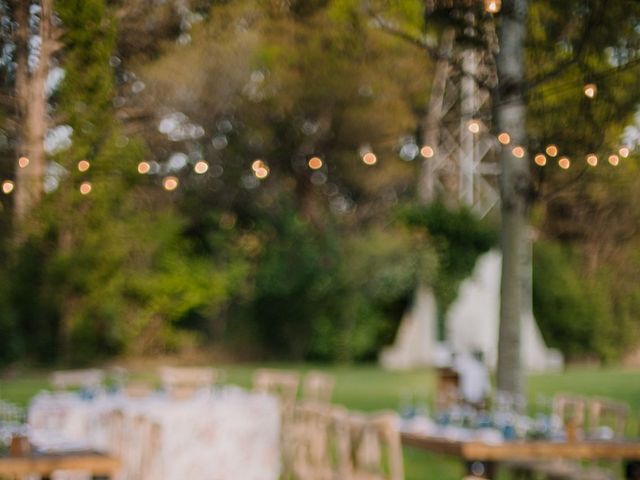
left=5, top=0, right=60, bottom=221
left=494, top=0, right=529, bottom=397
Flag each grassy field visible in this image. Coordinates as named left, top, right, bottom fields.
left=1, top=365, right=639, bottom=480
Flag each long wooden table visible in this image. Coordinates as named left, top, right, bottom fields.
left=0, top=452, right=120, bottom=479
left=402, top=431, right=640, bottom=479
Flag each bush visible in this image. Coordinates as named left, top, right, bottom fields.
left=532, top=241, right=622, bottom=362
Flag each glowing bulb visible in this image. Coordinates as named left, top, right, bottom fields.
left=18, top=156, right=29, bottom=168
left=78, top=160, right=90, bottom=172
left=194, top=161, right=209, bottom=174
left=608, top=154, right=619, bottom=166
left=586, top=154, right=598, bottom=166
left=163, top=176, right=179, bottom=191
left=137, top=161, right=151, bottom=174
left=558, top=157, right=571, bottom=170
left=534, top=154, right=547, bottom=166
left=252, top=159, right=265, bottom=172
left=512, top=146, right=525, bottom=158
left=362, top=152, right=377, bottom=165
left=545, top=145, right=558, bottom=157
left=2, top=180, right=14, bottom=194
left=420, top=146, right=435, bottom=158
left=308, top=156, right=323, bottom=170
left=497, top=133, right=511, bottom=145
left=468, top=120, right=481, bottom=134
left=484, top=0, right=501, bottom=13
left=619, top=147, right=630, bottom=158
left=583, top=83, right=597, bottom=99
left=79, top=182, right=92, bottom=195
left=254, top=166, right=269, bottom=179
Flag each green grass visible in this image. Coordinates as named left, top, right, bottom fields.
left=2, top=365, right=640, bottom=480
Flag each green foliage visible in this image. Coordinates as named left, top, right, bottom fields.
left=400, top=202, right=497, bottom=337
left=231, top=202, right=436, bottom=362
left=532, top=241, right=638, bottom=362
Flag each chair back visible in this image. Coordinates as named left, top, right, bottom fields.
left=302, top=371, right=335, bottom=405
left=292, top=402, right=351, bottom=480
left=349, top=411, right=404, bottom=480
left=253, top=368, right=300, bottom=422
left=588, top=397, right=629, bottom=439
left=50, top=369, right=104, bottom=392
left=160, top=366, right=217, bottom=399
left=552, top=394, right=587, bottom=429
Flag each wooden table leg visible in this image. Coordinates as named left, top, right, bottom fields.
left=625, top=460, right=640, bottom=480
left=465, top=460, right=497, bottom=479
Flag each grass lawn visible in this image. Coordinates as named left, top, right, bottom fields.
left=1, top=364, right=640, bottom=480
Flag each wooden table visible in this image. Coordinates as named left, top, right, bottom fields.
left=402, top=431, right=640, bottom=479
left=0, top=452, right=120, bottom=479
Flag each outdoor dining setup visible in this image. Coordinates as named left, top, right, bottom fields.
left=2, top=366, right=640, bottom=480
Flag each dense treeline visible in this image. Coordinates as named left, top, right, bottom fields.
left=0, top=0, right=639, bottom=366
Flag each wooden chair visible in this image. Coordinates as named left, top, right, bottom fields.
left=50, top=369, right=104, bottom=392
left=348, top=411, right=404, bottom=480
left=302, top=371, right=335, bottom=405
left=159, top=366, right=217, bottom=399
left=291, top=402, right=351, bottom=480
left=253, top=369, right=301, bottom=478
left=552, top=393, right=588, bottom=439
left=253, top=369, right=300, bottom=423
left=588, top=397, right=629, bottom=439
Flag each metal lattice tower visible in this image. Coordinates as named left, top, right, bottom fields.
left=418, top=27, right=500, bottom=218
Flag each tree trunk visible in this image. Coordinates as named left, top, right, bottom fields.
left=495, top=0, right=529, bottom=399
left=12, top=0, right=54, bottom=222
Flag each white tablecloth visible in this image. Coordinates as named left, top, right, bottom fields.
left=28, top=387, right=281, bottom=480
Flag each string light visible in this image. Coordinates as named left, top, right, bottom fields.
left=558, top=157, right=571, bottom=169
left=18, top=157, right=29, bottom=168
left=79, top=182, right=92, bottom=195
left=608, top=154, right=619, bottom=166
left=2, top=180, right=14, bottom=194
left=545, top=145, right=558, bottom=157
left=194, top=161, right=209, bottom=174
left=163, top=176, right=179, bottom=191
left=420, top=146, right=435, bottom=158
left=619, top=147, right=630, bottom=158
left=362, top=152, right=377, bottom=165
left=467, top=119, right=481, bottom=134
left=497, top=133, right=511, bottom=145
left=308, top=156, right=323, bottom=170
left=137, top=161, right=151, bottom=174
left=586, top=154, right=598, bottom=166
left=534, top=154, right=547, bottom=166
left=78, top=160, right=90, bottom=172
left=512, top=146, right=525, bottom=158
left=255, top=166, right=270, bottom=179
left=583, top=83, right=597, bottom=99
left=484, top=0, right=501, bottom=13
left=252, top=159, right=265, bottom=172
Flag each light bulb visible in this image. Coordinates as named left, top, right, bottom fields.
left=163, top=176, right=179, bottom=191
left=194, top=161, right=209, bottom=174
left=308, top=157, right=323, bottom=170
left=512, top=146, right=525, bottom=158
left=362, top=152, right=377, bottom=165
left=583, top=83, right=597, bottom=99
left=545, top=145, right=558, bottom=157
left=534, top=154, right=547, bottom=166
left=420, top=146, right=435, bottom=158
left=558, top=157, right=571, bottom=170
left=497, top=133, right=511, bottom=145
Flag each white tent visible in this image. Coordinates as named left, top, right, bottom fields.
left=380, top=250, right=563, bottom=372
